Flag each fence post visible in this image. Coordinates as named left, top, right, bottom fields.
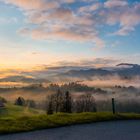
left=112, top=98, right=115, bottom=114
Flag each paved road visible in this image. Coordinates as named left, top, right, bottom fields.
left=1, top=121, right=140, bottom=140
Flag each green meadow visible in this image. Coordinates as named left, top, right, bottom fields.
left=0, top=104, right=140, bottom=134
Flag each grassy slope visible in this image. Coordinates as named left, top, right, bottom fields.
left=0, top=104, right=44, bottom=118
left=0, top=105, right=140, bottom=134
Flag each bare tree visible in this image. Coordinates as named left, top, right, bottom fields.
left=63, top=91, right=72, bottom=113
left=75, top=94, right=96, bottom=113
left=47, top=96, right=53, bottom=115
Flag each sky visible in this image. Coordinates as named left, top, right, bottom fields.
left=0, top=0, right=140, bottom=69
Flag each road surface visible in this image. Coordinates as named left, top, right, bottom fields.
left=1, top=120, right=140, bottom=140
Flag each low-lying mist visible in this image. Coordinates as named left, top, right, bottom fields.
left=81, top=75, right=140, bottom=88
left=0, top=70, right=140, bottom=113
left=0, top=81, right=140, bottom=113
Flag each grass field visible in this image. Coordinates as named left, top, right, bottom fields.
left=0, top=104, right=140, bottom=134
left=0, top=104, right=44, bottom=118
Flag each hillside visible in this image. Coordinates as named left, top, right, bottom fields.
left=0, top=104, right=44, bottom=118
left=56, top=63, right=140, bottom=79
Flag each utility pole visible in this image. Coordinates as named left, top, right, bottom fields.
left=112, top=98, right=115, bottom=114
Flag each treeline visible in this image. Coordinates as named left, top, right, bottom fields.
left=13, top=95, right=140, bottom=114
left=19, top=82, right=96, bottom=92
left=13, top=90, right=97, bottom=114
left=46, top=83, right=95, bottom=92
left=46, top=90, right=97, bottom=114
left=0, top=82, right=107, bottom=94
left=46, top=83, right=107, bottom=93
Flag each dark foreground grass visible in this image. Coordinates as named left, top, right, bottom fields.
left=0, top=112, right=140, bottom=134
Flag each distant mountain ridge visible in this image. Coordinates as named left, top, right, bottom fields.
left=0, top=75, right=50, bottom=83
left=57, top=63, right=140, bottom=79
left=116, top=63, right=138, bottom=66
left=0, top=63, right=140, bottom=84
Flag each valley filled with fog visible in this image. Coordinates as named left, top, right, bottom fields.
left=0, top=63, right=140, bottom=113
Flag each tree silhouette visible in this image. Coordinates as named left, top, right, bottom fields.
left=64, top=91, right=72, bottom=113
left=75, top=94, right=96, bottom=113
left=47, top=96, right=53, bottom=115
left=15, top=97, right=25, bottom=106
